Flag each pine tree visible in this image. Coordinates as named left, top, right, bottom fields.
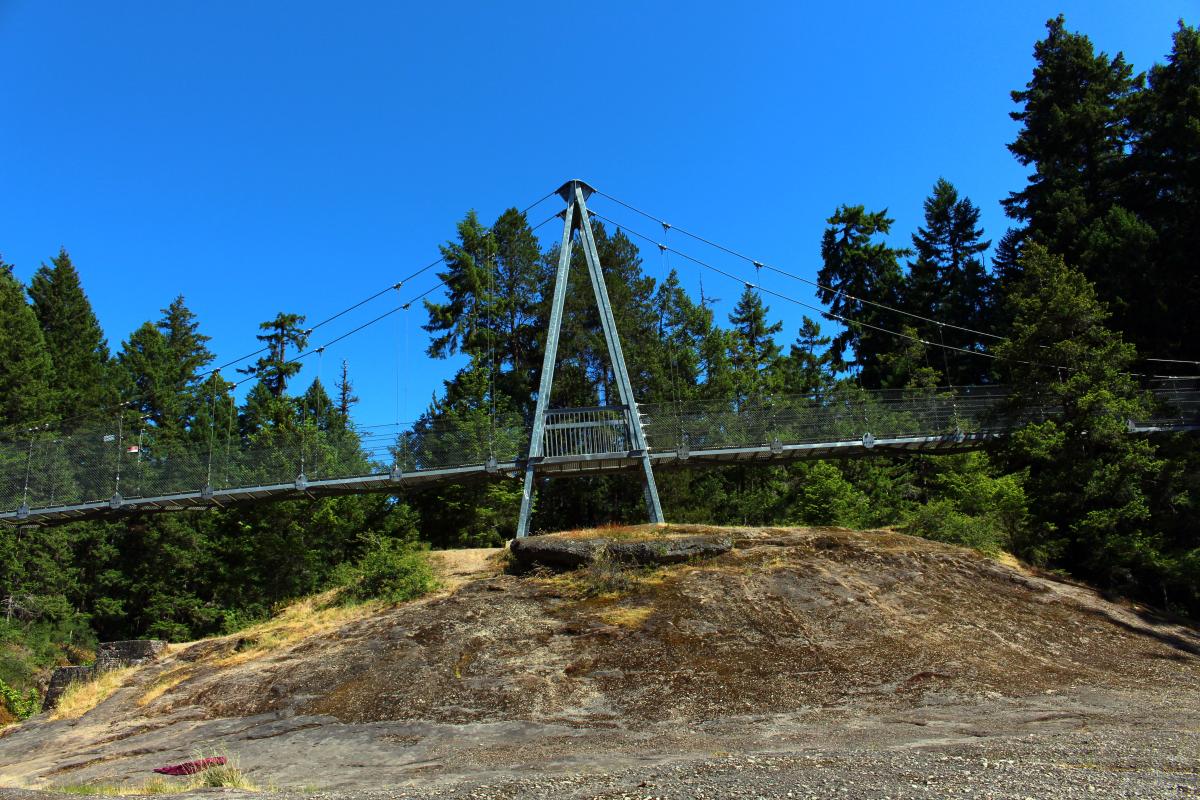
left=239, top=312, right=308, bottom=398
left=28, top=248, right=113, bottom=421
left=0, top=260, right=52, bottom=427
left=817, top=205, right=909, bottom=387
left=905, top=179, right=993, bottom=385
left=425, top=209, right=543, bottom=417
left=335, top=359, right=359, bottom=418
left=1001, top=15, right=1144, bottom=329
left=1126, top=22, right=1200, bottom=358
left=779, top=316, right=833, bottom=397
left=727, top=287, right=783, bottom=403
left=117, top=322, right=179, bottom=435
left=995, top=244, right=1162, bottom=592
left=158, top=296, right=213, bottom=391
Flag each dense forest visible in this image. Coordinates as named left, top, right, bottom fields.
left=1, top=16, right=1198, bottom=712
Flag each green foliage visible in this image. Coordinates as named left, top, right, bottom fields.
left=785, top=461, right=871, bottom=528
left=902, top=452, right=1028, bottom=557
left=239, top=312, right=308, bottom=398
left=817, top=205, right=909, bottom=387
left=28, top=248, right=114, bottom=421
left=904, top=179, right=993, bottom=386
left=905, top=500, right=1009, bottom=556
left=728, top=287, right=783, bottom=403
left=0, top=258, right=52, bottom=427
left=0, top=676, right=39, bottom=720
left=996, top=245, right=1165, bottom=591
left=337, top=535, right=437, bottom=604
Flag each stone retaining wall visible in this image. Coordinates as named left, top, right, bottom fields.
left=41, top=640, right=166, bottom=712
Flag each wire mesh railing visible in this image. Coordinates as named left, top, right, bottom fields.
left=542, top=406, right=632, bottom=458
left=0, top=383, right=1196, bottom=517
left=639, top=385, right=1037, bottom=453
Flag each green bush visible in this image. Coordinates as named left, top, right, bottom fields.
left=904, top=499, right=1009, bottom=556
left=336, top=536, right=437, bottom=604
left=0, top=676, right=38, bottom=721
left=787, top=461, right=872, bottom=527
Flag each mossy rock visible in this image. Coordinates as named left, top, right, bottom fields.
left=509, top=533, right=732, bottom=570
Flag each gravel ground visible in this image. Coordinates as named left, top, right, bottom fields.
left=274, top=724, right=1200, bottom=800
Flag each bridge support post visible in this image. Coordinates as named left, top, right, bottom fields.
left=515, top=180, right=664, bottom=537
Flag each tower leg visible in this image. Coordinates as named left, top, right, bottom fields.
left=516, top=466, right=536, bottom=538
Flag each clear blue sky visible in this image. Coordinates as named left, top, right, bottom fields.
left=1, top=1, right=1191, bottom=427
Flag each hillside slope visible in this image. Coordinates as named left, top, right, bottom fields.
left=1, top=526, right=1198, bottom=796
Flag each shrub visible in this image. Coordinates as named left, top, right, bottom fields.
left=0, top=676, right=38, bottom=721
left=573, top=546, right=636, bottom=598
left=337, top=536, right=437, bottom=604
left=904, top=500, right=1008, bottom=556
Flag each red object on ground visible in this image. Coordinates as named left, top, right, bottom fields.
left=153, top=756, right=227, bottom=776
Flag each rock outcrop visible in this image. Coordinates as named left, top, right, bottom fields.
left=509, top=532, right=732, bottom=570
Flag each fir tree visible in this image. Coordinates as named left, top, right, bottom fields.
left=1126, top=22, right=1200, bottom=358
left=817, top=205, right=909, bottom=387
left=779, top=316, right=833, bottom=397
left=1001, top=14, right=1145, bottom=330
left=905, top=179, right=993, bottom=385
left=336, top=359, right=359, bottom=418
left=0, top=260, right=52, bottom=427
left=996, top=244, right=1162, bottom=591
left=727, top=287, right=783, bottom=403
left=240, top=312, right=308, bottom=398
left=158, top=296, right=213, bottom=390
left=28, top=248, right=113, bottom=421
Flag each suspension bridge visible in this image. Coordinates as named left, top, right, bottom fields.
left=2, top=181, right=1197, bottom=532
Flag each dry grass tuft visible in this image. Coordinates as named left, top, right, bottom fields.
left=49, top=667, right=137, bottom=721
left=552, top=523, right=678, bottom=542
left=211, top=590, right=379, bottom=668
left=598, top=606, right=654, bottom=628
left=53, top=752, right=258, bottom=795
left=137, top=666, right=193, bottom=707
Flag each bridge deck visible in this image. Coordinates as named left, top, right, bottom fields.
left=2, top=384, right=1196, bottom=526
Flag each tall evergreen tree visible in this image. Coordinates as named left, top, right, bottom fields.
left=335, top=359, right=359, bottom=418
left=28, top=249, right=113, bottom=421
left=1126, top=22, right=1200, bottom=358
left=817, top=205, right=909, bottom=387
left=995, top=244, right=1162, bottom=593
left=778, top=316, right=833, bottom=397
left=158, top=296, right=213, bottom=391
left=0, top=260, right=52, bottom=428
left=905, top=179, right=993, bottom=385
left=425, top=209, right=542, bottom=417
left=240, top=312, right=308, bottom=398
left=727, top=287, right=783, bottom=403
left=117, top=322, right=179, bottom=435
left=1000, top=15, right=1150, bottom=343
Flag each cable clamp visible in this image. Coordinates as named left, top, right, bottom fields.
left=393, top=282, right=403, bottom=290
left=658, top=243, right=667, bottom=253
left=661, top=221, right=671, bottom=232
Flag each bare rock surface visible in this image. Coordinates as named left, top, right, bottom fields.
left=509, top=529, right=733, bottom=569
left=1, top=525, right=1197, bottom=798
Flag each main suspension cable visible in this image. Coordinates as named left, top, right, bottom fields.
left=592, top=211, right=1184, bottom=381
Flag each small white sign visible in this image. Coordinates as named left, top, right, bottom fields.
left=102, top=434, right=116, bottom=443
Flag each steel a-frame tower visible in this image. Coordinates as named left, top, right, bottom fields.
left=515, top=179, right=664, bottom=537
